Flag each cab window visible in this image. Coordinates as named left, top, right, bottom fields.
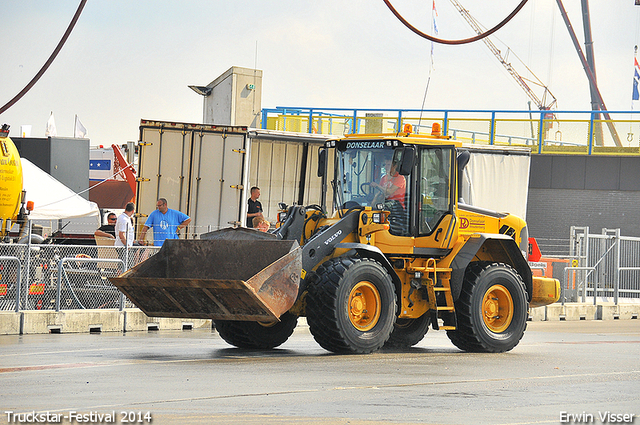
left=418, top=147, right=452, bottom=235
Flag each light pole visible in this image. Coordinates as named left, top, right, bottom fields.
left=188, top=85, right=212, bottom=124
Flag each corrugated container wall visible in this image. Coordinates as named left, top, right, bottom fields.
left=247, top=137, right=331, bottom=222
left=136, top=121, right=249, bottom=238
left=136, top=121, right=331, bottom=239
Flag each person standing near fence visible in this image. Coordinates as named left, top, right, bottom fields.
left=115, top=203, right=136, bottom=247
left=94, top=212, right=117, bottom=240
left=138, top=198, right=191, bottom=246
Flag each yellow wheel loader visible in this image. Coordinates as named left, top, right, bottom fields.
left=112, top=129, right=559, bottom=354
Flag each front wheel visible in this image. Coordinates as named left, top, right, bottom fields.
left=306, top=257, right=396, bottom=354
left=447, top=262, right=528, bottom=353
left=214, top=312, right=298, bottom=349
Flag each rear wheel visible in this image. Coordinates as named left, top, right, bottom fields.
left=384, top=314, right=431, bottom=348
left=447, top=262, right=528, bottom=353
left=214, top=312, right=298, bottom=349
left=306, top=257, right=396, bottom=354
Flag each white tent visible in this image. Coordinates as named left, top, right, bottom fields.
left=21, top=158, right=100, bottom=220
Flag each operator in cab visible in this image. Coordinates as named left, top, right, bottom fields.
left=370, top=157, right=406, bottom=207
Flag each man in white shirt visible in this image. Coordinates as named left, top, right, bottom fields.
left=115, top=202, right=135, bottom=247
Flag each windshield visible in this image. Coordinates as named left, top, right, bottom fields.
left=338, top=144, right=400, bottom=209
left=333, top=142, right=453, bottom=237
left=335, top=143, right=411, bottom=236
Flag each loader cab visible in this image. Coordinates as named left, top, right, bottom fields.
left=326, top=136, right=459, bottom=247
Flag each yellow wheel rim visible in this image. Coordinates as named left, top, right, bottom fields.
left=348, top=281, right=381, bottom=331
left=482, top=284, right=514, bottom=333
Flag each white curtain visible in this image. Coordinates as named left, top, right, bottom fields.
left=462, top=150, right=530, bottom=220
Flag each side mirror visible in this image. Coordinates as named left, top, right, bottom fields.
left=457, top=149, right=470, bottom=171
left=395, top=146, right=415, bottom=176
left=317, top=148, right=327, bottom=177
left=457, top=149, right=470, bottom=202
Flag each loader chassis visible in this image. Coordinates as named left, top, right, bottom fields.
left=112, top=133, right=560, bottom=354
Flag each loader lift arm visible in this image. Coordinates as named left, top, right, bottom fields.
left=274, top=204, right=397, bottom=296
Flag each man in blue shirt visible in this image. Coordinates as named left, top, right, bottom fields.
left=138, top=198, right=191, bottom=246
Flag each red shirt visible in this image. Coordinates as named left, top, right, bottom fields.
left=380, top=173, right=406, bottom=207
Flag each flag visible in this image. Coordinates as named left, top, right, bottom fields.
left=430, top=0, right=439, bottom=70
left=45, top=112, right=57, bottom=137
left=633, top=57, right=640, bottom=101
left=432, top=0, right=439, bottom=35
left=74, top=115, right=88, bottom=138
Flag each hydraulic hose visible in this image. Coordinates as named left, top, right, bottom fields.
left=382, top=0, right=529, bottom=45
left=0, top=0, right=87, bottom=115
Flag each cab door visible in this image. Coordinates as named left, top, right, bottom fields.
left=413, top=146, right=458, bottom=253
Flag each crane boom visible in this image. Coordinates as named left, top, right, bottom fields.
left=555, top=0, right=622, bottom=147
left=449, top=0, right=557, bottom=110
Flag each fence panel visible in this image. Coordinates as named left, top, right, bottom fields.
left=618, top=235, right=640, bottom=301
left=56, top=257, right=125, bottom=311
left=0, top=243, right=159, bottom=311
left=566, top=227, right=640, bottom=304
left=0, top=256, right=21, bottom=312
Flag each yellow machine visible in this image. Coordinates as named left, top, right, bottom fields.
left=0, top=124, right=30, bottom=240
left=113, top=128, right=559, bottom=354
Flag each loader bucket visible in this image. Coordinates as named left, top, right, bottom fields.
left=110, top=230, right=301, bottom=321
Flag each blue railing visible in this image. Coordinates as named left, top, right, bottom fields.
left=260, top=108, right=640, bottom=155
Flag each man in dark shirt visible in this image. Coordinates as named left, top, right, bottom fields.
left=246, top=186, right=263, bottom=228
left=94, top=213, right=117, bottom=239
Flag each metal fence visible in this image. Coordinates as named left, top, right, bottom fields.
left=564, top=227, right=640, bottom=304
left=0, top=242, right=159, bottom=312
left=5, top=226, right=638, bottom=311
left=533, top=237, right=572, bottom=258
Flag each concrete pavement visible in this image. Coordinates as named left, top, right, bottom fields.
left=1, top=319, right=638, bottom=425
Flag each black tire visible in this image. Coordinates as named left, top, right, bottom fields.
left=306, top=257, right=396, bottom=354
left=384, top=314, right=431, bottom=348
left=447, top=262, right=528, bottom=353
left=214, top=312, right=298, bottom=349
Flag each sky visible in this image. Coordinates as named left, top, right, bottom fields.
left=2, top=0, right=640, bottom=147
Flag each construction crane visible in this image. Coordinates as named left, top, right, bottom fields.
left=449, top=0, right=557, bottom=111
